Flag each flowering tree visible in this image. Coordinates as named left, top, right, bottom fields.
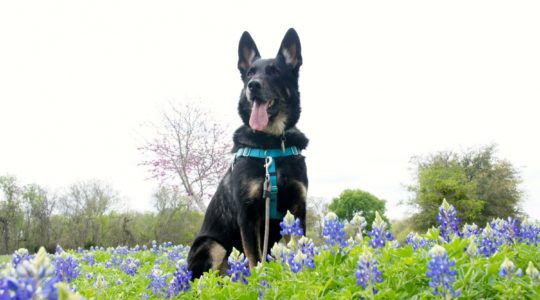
left=139, top=103, right=231, bottom=212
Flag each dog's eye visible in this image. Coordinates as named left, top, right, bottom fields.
left=246, top=70, right=254, bottom=77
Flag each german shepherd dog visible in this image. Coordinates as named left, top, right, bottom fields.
left=187, top=28, right=308, bottom=279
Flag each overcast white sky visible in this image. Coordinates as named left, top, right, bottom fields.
left=1, top=1, right=539, bottom=220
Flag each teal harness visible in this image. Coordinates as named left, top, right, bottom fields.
left=235, top=146, right=300, bottom=219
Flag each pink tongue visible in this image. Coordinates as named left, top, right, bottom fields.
left=249, top=101, right=269, bottom=131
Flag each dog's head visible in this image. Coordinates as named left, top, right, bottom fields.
left=237, top=28, right=302, bottom=136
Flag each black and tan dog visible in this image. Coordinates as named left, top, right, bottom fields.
left=187, top=28, right=308, bottom=279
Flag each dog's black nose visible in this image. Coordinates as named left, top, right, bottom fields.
left=248, top=80, right=261, bottom=91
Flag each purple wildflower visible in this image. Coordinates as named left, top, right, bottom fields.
left=297, top=236, right=317, bottom=269
left=462, top=223, right=479, bottom=238
left=226, top=248, right=251, bottom=285
left=167, top=261, right=192, bottom=297
left=280, top=210, right=304, bottom=237
left=499, top=257, right=522, bottom=279
left=120, top=257, right=139, bottom=276
left=368, top=212, right=394, bottom=249
left=287, top=251, right=303, bottom=273
left=322, top=212, right=348, bottom=249
left=11, top=248, right=31, bottom=268
left=53, top=252, right=81, bottom=283
left=490, top=218, right=520, bottom=244
left=345, top=212, right=367, bottom=246
left=519, top=218, right=540, bottom=245
left=83, top=253, right=96, bottom=266
left=426, top=245, right=459, bottom=298
left=405, top=232, right=430, bottom=251
left=151, top=240, right=159, bottom=254
left=148, top=265, right=168, bottom=296
left=355, top=250, right=383, bottom=293
left=437, top=199, right=460, bottom=242
left=479, top=223, right=501, bottom=257
left=1, top=247, right=61, bottom=300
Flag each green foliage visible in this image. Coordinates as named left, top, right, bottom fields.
left=11, top=228, right=537, bottom=299
left=390, top=218, right=415, bottom=243
left=329, top=189, right=388, bottom=231
left=0, top=175, right=205, bottom=254
left=408, top=144, right=522, bottom=231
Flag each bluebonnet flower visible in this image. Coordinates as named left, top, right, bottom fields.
left=53, top=252, right=81, bottom=283
left=322, top=212, right=348, bottom=249
left=368, top=212, right=394, bottom=249
left=526, top=261, right=539, bottom=283
left=355, top=249, right=383, bottom=293
left=280, top=210, right=304, bottom=237
left=151, top=240, right=159, bottom=254
left=345, top=212, right=367, bottom=246
left=490, top=218, right=520, bottom=244
left=258, top=279, right=270, bottom=300
left=116, top=279, right=123, bottom=285
left=121, top=257, right=140, bottom=276
left=167, top=245, right=186, bottom=264
left=226, top=248, right=251, bottom=284
left=465, top=237, right=479, bottom=257
left=479, top=223, right=501, bottom=257
left=115, top=246, right=130, bottom=256
left=462, top=223, right=479, bottom=238
left=287, top=251, right=304, bottom=273
left=55, top=245, right=64, bottom=254
left=519, top=218, right=540, bottom=245
left=269, top=243, right=289, bottom=263
left=270, top=236, right=317, bottom=272
left=108, top=255, right=123, bottom=267
left=11, top=248, right=31, bottom=268
left=499, top=257, right=522, bottom=279
left=86, top=272, right=94, bottom=279
left=426, top=245, right=459, bottom=298
left=83, top=252, right=96, bottom=266
left=0, top=247, right=63, bottom=300
left=148, top=265, right=168, bottom=295
left=405, top=232, right=430, bottom=251
left=167, top=260, right=192, bottom=297
left=437, top=199, right=460, bottom=242
left=297, top=236, right=317, bottom=269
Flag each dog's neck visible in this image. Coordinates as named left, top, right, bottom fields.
left=232, top=126, right=308, bottom=153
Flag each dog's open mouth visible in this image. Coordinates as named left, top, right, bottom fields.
left=249, top=99, right=275, bottom=131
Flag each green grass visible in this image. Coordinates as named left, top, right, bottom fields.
left=0, top=255, right=10, bottom=264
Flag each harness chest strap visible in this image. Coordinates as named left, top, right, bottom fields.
left=234, top=146, right=300, bottom=219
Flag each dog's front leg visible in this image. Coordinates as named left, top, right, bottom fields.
left=238, top=214, right=261, bottom=268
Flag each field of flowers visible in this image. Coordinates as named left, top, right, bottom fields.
left=1, top=199, right=539, bottom=299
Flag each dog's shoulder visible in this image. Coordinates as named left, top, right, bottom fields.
left=232, top=126, right=308, bottom=151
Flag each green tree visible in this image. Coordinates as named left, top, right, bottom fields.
left=407, top=144, right=522, bottom=231
left=0, top=175, right=23, bottom=253
left=328, top=189, right=388, bottom=231
left=21, top=184, right=55, bottom=252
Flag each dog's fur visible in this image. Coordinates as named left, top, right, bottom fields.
left=187, top=28, right=308, bottom=279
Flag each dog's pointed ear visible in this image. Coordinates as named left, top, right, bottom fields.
left=277, top=28, right=302, bottom=73
left=238, top=31, right=261, bottom=75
